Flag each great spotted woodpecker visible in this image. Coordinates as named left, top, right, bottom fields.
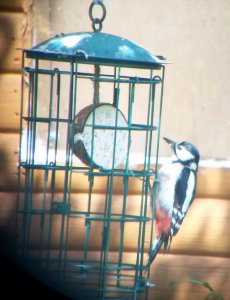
left=147, top=137, right=200, bottom=267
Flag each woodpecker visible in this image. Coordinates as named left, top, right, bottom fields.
left=147, top=137, right=200, bottom=267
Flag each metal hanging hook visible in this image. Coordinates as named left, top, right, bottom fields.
left=89, top=0, right=106, bottom=32
left=93, top=0, right=103, bottom=3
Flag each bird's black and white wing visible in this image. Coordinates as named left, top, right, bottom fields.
left=170, top=167, right=196, bottom=237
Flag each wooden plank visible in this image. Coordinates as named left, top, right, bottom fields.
left=0, top=0, right=23, bottom=11
left=1, top=132, right=230, bottom=198
left=0, top=12, right=24, bottom=72
left=0, top=74, right=21, bottom=131
left=0, top=132, right=228, bottom=198
left=168, top=197, right=230, bottom=257
left=7, top=249, right=230, bottom=300
left=197, top=166, right=230, bottom=199
left=19, top=196, right=230, bottom=256
left=148, top=253, right=230, bottom=300
left=1, top=192, right=230, bottom=256
left=0, top=134, right=19, bottom=190
left=1, top=133, right=230, bottom=201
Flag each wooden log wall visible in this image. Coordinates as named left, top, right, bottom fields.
left=0, top=0, right=22, bottom=212
left=0, top=0, right=26, bottom=241
left=0, top=1, right=229, bottom=299
left=0, top=0, right=32, bottom=180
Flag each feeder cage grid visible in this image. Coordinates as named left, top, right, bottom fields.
left=17, top=4, right=166, bottom=299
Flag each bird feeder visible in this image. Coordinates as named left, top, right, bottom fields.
left=17, top=1, right=167, bottom=299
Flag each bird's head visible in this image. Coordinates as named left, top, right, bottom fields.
left=163, top=137, right=200, bottom=171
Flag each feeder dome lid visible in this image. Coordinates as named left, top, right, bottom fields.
left=26, top=32, right=167, bottom=69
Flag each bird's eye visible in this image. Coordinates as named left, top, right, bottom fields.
left=178, top=145, right=182, bottom=150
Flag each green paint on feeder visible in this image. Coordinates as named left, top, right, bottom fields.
left=25, top=32, right=168, bottom=68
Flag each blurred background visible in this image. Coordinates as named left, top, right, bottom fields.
left=32, top=0, right=230, bottom=159
left=0, top=0, right=229, bottom=299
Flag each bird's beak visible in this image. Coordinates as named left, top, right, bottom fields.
left=163, top=137, right=176, bottom=149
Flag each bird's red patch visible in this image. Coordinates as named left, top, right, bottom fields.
left=155, top=204, right=171, bottom=236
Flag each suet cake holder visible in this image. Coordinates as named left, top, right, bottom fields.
left=17, top=1, right=167, bottom=299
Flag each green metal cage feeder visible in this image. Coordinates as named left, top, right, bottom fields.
left=17, top=2, right=167, bottom=299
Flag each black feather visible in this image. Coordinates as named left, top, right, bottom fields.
left=175, top=167, right=190, bottom=207
left=147, top=233, right=169, bottom=268
left=170, top=167, right=191, bottom=236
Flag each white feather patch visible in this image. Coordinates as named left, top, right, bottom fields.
left=156, top=163, right=184, bottom=213
left=182, top=171, right=195, bottom=213
left=176, top=147, right=194, bottom=162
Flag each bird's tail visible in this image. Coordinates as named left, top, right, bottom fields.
left=146, top=233, right=170, bottom=268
